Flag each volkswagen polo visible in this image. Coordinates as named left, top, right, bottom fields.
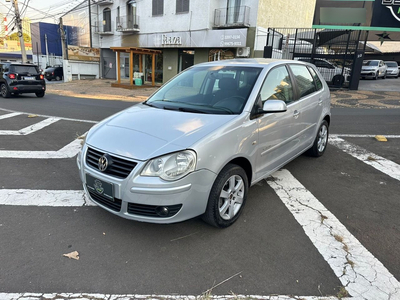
left=77, top=58, right=331, bottom=228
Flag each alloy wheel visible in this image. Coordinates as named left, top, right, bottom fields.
left=317, top=124, right=328, bottom=153
left=218, top=175, right=244, bottom=220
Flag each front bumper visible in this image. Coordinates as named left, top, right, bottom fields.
left=77, top=146, right=217, bottom=224
left=360, top=71, right=376, bottom=78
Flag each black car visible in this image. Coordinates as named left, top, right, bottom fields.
left=0, top=62, right=46, bottom=98
left=44, top=66, right=63, bottom=81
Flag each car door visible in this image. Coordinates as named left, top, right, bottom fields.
left=288, top=64, right=324, bottom=149
left=253, top=65, right=302, bottom=181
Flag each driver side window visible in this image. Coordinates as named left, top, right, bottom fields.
left=260, top=66, right=294, bottom=104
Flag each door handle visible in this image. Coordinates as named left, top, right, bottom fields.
left=318, top=97, right=323, bottom=105
left=293, top=110, right=300, bottom=119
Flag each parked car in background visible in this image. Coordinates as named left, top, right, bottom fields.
left=44, top=66, right=63, bottom=81
left=295, top=57, right=350, bottom=87
left=0, top=62, right=45, bottom=98
left=384, top=61, right=399, bottom=78
left=361, top=60, right=387, bottom=80
left=77, top=58, right=331, bottom=228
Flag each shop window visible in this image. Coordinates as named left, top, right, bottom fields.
left=208, top=49, right=235, bottom=61
left=152, top=0, right=164, bottom=16
left=176, top=0, right=189, bottom=13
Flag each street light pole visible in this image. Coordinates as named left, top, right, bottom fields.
left=11, top=0, right=27, bottom=63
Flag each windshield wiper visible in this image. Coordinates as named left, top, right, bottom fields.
left=178, top=107, right=207, bottom=114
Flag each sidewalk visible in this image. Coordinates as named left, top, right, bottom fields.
left=45, top=79, right=400, bottom=109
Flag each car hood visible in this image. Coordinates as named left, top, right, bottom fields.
left=86, top=103, right=237, bottom=161
left=387, top=67, right=398, bottom=71
left=362, top=66, right=378, bottom=70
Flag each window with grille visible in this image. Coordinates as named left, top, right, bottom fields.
left=152, top=0, right=164, bottom=16
left=176, top=0, right=189, bottom=13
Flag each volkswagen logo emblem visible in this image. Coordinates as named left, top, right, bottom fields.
left=98, top=154, right=110, bottom=172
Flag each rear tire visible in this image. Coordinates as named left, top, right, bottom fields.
left=202, top=164, right=248, bottom=228
left=306, top=120, right=329, bottom=157
left=1, top=83, right=10, bottom=98
left=55, top=76, right=61, bottom=81
left=35, top=91, right=45, bottom=98
left=332, top=75, right=344, bottom=87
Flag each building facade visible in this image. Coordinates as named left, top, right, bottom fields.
left=92, top=0, right=316, bottom=82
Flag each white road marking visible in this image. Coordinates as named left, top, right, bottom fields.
left=267, top=169, right=400, bottom=300
left=331, top=134, right=400, bottom=139
left=0, top=189, right=95, bottom=206
left=0, top=293, right=342, bottom=300
left=329, top=136, right=400, bottom=181
left=0, top=117, right=60, bottom=135
left=0, top=112, right=22, bottom=120
left=0, top=108, right=98, bottom=124
left=0, top=138, right=82, bottom=159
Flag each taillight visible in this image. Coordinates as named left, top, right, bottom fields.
left=52, top=72, right=54, bottom=75
left=40, top=74, right=44, bottom=80
left=9, top=73, right=16, bottom=79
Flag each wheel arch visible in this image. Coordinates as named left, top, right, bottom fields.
left=225, top=157, right=252, bottom=186
left=323, top=114, right=331, bottom=126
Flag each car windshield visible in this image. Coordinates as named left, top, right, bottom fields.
left=145, top=65, right=262, bottom=115
left=10, top=65, right=39, bottom=74
left=385, top=62, right=398, bottom=67
left=363, top=61, right=378, bottom=66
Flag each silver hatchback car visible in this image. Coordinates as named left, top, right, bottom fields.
left=77, top=58, right=331, bottom=228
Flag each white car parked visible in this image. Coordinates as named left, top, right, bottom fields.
left=296, top=58, right=351, bottom=86
left=384, top=61, right=399, bottom=78
left=361, top=60, right=387, bottom=80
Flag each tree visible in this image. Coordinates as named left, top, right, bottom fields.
left=7, top=32, right=31, bottom=43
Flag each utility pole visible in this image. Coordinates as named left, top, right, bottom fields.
left=59, top=17, right=67, bottom=60
left=11, top=0, right=27, bottom=63
left=45, top=34, right=49, bottom=67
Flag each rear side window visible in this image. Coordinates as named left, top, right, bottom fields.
left=10, top=65, right=39, bottom=74
left=289, top=64, right=317, bottom=98
left=307, top=66, right=323, bottom=91
left=260, top=66, right=294, bottom=104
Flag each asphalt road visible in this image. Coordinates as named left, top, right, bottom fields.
left=0, top=93, right=399, bottom=299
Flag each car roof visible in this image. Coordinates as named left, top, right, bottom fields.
left=194, top=58, right=308, bottom=69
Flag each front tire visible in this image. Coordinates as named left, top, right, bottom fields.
left=202, top=164, right=248, bottom=228
left=1, top=83, right=10, bottom=98
left=306, top=120, right=329, bottom=157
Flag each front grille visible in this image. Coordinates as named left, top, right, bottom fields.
left=86, top=147, right=137, bottom=179
left=127, top=203, right=182, bottom=218
left=88, top=189, right=122, bottom=212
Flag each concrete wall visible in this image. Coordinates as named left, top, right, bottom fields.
left=257, top=0, right=316, bottom=29
left=194, top=48, right=209, bottom=66
left=162, top=48, right=179, bottom=83
left=64, top=60, right=100, bottom=81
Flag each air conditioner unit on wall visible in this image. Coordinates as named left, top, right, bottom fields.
left=236, top=47, right=250, bottom=58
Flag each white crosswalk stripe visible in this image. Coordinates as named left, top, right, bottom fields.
left=0, top=117, right=60, bottom=135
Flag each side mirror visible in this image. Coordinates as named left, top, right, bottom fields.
left=262, top=100, right=287, bottom=113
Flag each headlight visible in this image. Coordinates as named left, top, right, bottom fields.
left=141, top=150, right=196, bottom=181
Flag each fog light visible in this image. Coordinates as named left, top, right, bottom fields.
left=156, top=206, right=169, bottom=217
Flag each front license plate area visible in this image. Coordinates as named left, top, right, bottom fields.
left=86, top=173, right=114, bottom=201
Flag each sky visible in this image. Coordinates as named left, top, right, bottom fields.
left=1, top=0, right=84, bottom=30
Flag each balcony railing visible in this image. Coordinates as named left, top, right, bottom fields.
left=94, top=0, right=113, bottom=5
left=116, top=16, right=140, bottom=32
left=94, top=21, right=114, bottom=35
left=214, top=6, right=250, bottom=28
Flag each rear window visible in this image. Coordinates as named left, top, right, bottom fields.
left=10, top=65, right=39, bottom=74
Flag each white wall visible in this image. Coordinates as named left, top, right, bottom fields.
left=64, top=60, right=100, bottom=81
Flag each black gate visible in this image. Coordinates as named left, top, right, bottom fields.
left=263, top=28, right=369, bottom=90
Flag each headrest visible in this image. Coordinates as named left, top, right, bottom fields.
left=218, top=77, right=236, bottom=90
